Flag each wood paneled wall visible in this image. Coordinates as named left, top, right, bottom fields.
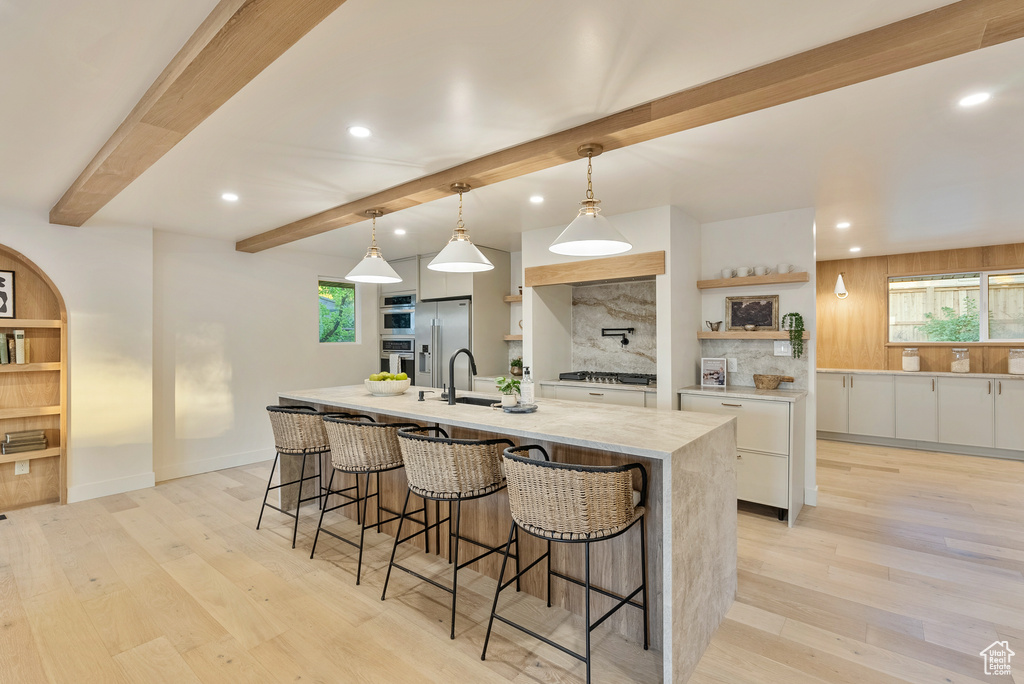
left=817, top=242, right=1024, bottom=372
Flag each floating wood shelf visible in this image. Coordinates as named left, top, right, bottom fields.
left=0, top=318, right=63, bottom=328
left=503, top=295, right=522, bottom=303
left=0, top=446, right=60, bottom=466
left=0, top=405, right=62, bottom=420
left=0, top=362, right=62, bottom=373
left=696, top=272, right=809, bottom=290
left=503, top=335, right=523, bottom=341
left=698, top=331, right=810, bottom=340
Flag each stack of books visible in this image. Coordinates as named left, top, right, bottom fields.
left=2, top=429, right=47, bottom=455
left=0, top=330, right=27, bottom=364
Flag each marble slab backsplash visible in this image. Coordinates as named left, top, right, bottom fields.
left=700, top=339, right=808, bottom=389
left=572, top=282, right=657, bottom=373
left=507, top=340, right=523, bottom=370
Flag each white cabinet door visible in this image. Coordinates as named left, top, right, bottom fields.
left=937, top=377, right=994, bottom=447
left=848, top=373, right=895, bottom=438
left=816, top=373, right=849, bottom=433
left=736, top=450, right=789, bottom=508
left=644, top=392, right=658, bottom=409
left=380, top=258, right=418, bottom=294
left=995, top=379, right=1024, bottom=450
left=894, top=375, right=937, bottom=442
left=418, top=254, right=447, bottom=300
left=680, top=395, right=789, bottom=455
left=553, top=385, right=645, bottom=407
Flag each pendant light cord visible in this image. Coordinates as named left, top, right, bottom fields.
left=370, top=213, right=378, bottom=249
left=456, top=190, right=465, bottom=233
left=586, top=152, right=594, bottom=201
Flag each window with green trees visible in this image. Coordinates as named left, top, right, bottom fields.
left=319, top=280, right=356, bottom=343
left=888, top=271, right=1024, bottom=342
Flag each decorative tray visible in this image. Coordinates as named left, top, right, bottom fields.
left=503, top=403, right=538, bottom=414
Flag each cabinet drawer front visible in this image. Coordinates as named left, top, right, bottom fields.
left=681, top=395, right=789, bottom=454
left=736, top=450, right=788, bottom=508
left=554, top=385, right=646, bottom=407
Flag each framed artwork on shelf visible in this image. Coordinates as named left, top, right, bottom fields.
left=701, top=358, right=727, bottom=387
left=725, top=294, right=779, bottom=330
left=0, top=270, right=13, bottom=319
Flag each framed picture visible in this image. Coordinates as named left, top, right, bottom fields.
left=701, top=358, right=727, bottom=387
left=0, top=270, right=13, bottom=319
left=725, top=294, right=779, bottom=331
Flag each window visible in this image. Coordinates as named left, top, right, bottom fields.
left=888, top=270, right=1024, bottom=342
left=319, top=279, right=356, bottom=343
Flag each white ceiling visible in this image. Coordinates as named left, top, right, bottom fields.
left=3, top=0, right=1022, bottom=262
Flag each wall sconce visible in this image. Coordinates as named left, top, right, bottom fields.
left=835, top=273, right=849, bottom=299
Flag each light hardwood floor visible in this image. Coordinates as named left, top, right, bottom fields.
left=1, top=440, right=1021, bottom=683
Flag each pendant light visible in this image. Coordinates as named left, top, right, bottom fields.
left=549, top=143, right=631, bottom=257
left=834, top=273, right=849, bottom=299
left=428, top=183, right=494, bottom=272
left=345, top=209, right=402, bottom=284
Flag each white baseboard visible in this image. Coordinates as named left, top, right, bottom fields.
left=155, top=447, right=275, bottom=483
left=804, top=485, right=818, bottom=506
left=68, top=471, right=156, bottom=503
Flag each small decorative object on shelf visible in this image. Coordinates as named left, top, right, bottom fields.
left=701, top=358, right=727, bottom=387
left=1010, top=348, right=1024, bottom=375
left=495, top=376, right=521, bottom=407
left=951, top=348, right=970, bottom=373
left=726, top=295, right=779, bottom=331
left=902, top=348, right=920, bottom=372
left=509, top=357, right=523, bottom=376
left=781, top=312, right=805, bottom=359
left=0, top=270, right=14, bottom=319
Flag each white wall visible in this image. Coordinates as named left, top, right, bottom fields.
left=0, top=207, right=155, bottom=502
left=152, top=231, right=377, bottom=481
left=700, top=208, right=818, bottom=504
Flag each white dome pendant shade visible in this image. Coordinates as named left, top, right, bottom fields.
left=428, top=183, right=494, bottom=273
left=549, top=143, right=631, bottom=257
left=346, top=209, right=402, bottom=284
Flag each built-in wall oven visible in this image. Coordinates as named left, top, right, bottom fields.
left=380, top=293, right=416, bottom=336
left=380, top=336, right=415, bottom=384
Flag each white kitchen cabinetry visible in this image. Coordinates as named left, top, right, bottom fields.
left=894, top=375, right=937, bottom=442
left=379, top=258, right=419, bottom=294
left=816, top=372, right=849, bottom=433
left=553, top=385, right=646, bottom=408
left=995, top=379, right=1024, bottom=450
left=848, top=373, right=895, bottom=438
left=937, top=376, right=994, bottom=448
left=679, top=392, right=805, bottom=526
left=644, top=392, right=658, bottom=409
left=418, top=253, right=473, bottom=300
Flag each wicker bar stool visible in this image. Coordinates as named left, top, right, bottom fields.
left=311, top=415, right=428, bottom=583
left=257, top=405, right=374, bottom=548
left=381, top=427, right=519, bottom=640
left=481, top=445, right=649, bottom=684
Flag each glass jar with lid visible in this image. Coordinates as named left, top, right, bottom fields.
left=902, top=348, right=920, bottom=372
left=1010, top=348, right=1024, bottom=375
left=951, top=348, right=970, bottom=373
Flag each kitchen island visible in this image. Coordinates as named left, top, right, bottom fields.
left=279, top=384, right=737, bottom=683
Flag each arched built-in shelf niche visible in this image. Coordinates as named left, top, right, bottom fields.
left=0, top=244, right=67, bottom=510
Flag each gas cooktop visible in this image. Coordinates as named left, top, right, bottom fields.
left=557, top=371, right=657, bottom=386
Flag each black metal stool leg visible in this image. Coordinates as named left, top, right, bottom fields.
left=356, top=472, right=372, bottom=585
left=310, top=468, right=337, bottom=559
left=450, top=498, right=462, bottom=639
left=584, top=540, right=592, bottom=684
left=481, top=521, right=517, bottom=661
left=640, top=515, right=650, bottom=650
left=256, top=452, right=280, bottom=530
left=376, top=471, right=382, bottom=534
left=291, top=452, right=307, bottom=549
left=381, top=488, right=412, bottom=601
left=546, top=539, right=552, bottom=607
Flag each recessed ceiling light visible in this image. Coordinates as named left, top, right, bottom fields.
left=394, top=228, right=406, bottom=235
left=836, top=221, right=851, bottom=229
left=221, top=192, right=239, bottom=202
left=849, top=246, right=861, bottom=253
left=958, top=92, right=990, bottom=108
left=529, top=195, right=544, bottom=204
left=348, top=125, right=372, bottom=138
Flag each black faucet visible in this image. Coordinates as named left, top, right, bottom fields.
left=448, top=348, right=477, bottom=405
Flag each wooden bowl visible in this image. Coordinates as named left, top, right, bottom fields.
left=753, top=374, right=795, bottom=390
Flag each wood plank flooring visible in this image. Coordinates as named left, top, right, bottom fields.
left=1, top=440, right=1021, bottom=683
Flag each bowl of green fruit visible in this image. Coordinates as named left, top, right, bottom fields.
left=364, top=372, right=411, bottom=396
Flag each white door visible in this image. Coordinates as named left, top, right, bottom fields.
left=848, top=373, right=895, bottom=437
left=418, top=254, right=447, bottom=300
left=894, top=375, right=938, bottom=442
left=937, top=377, right=994, bottom=448
left=995, top=379, right=1024, bottom=450
left=816, top=373, right=849, bottom=433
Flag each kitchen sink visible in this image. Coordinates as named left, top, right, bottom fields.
left=439, top=395, right=496, bottom=407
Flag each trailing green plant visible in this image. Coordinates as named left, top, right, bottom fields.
left=510, top=357, right=523, bottom=368
left=495, top=376, right=521, bottom=396
left=781, top=312, right=805, bottom=359
left=920, top=297, right=980, bottom=342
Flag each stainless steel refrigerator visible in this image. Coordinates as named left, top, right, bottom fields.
left=415, top=298, right=473, bottom=391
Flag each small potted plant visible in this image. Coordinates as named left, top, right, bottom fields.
left=509, top=357, right=523, bottom=377
left=495, top=376, right=521, bottom=407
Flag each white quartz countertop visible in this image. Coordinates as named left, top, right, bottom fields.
left=818, top=368, right=1024, bottom=381
left=678, top=385, right=807, bottom=403
left=280, top=384, right=732, bottom=461
left=537, top=379, right=656, bottom=393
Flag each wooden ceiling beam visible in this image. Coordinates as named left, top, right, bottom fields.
left=49, top=0, right=348, bottom=227
left=236, top=0, right=1024, bottom=253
